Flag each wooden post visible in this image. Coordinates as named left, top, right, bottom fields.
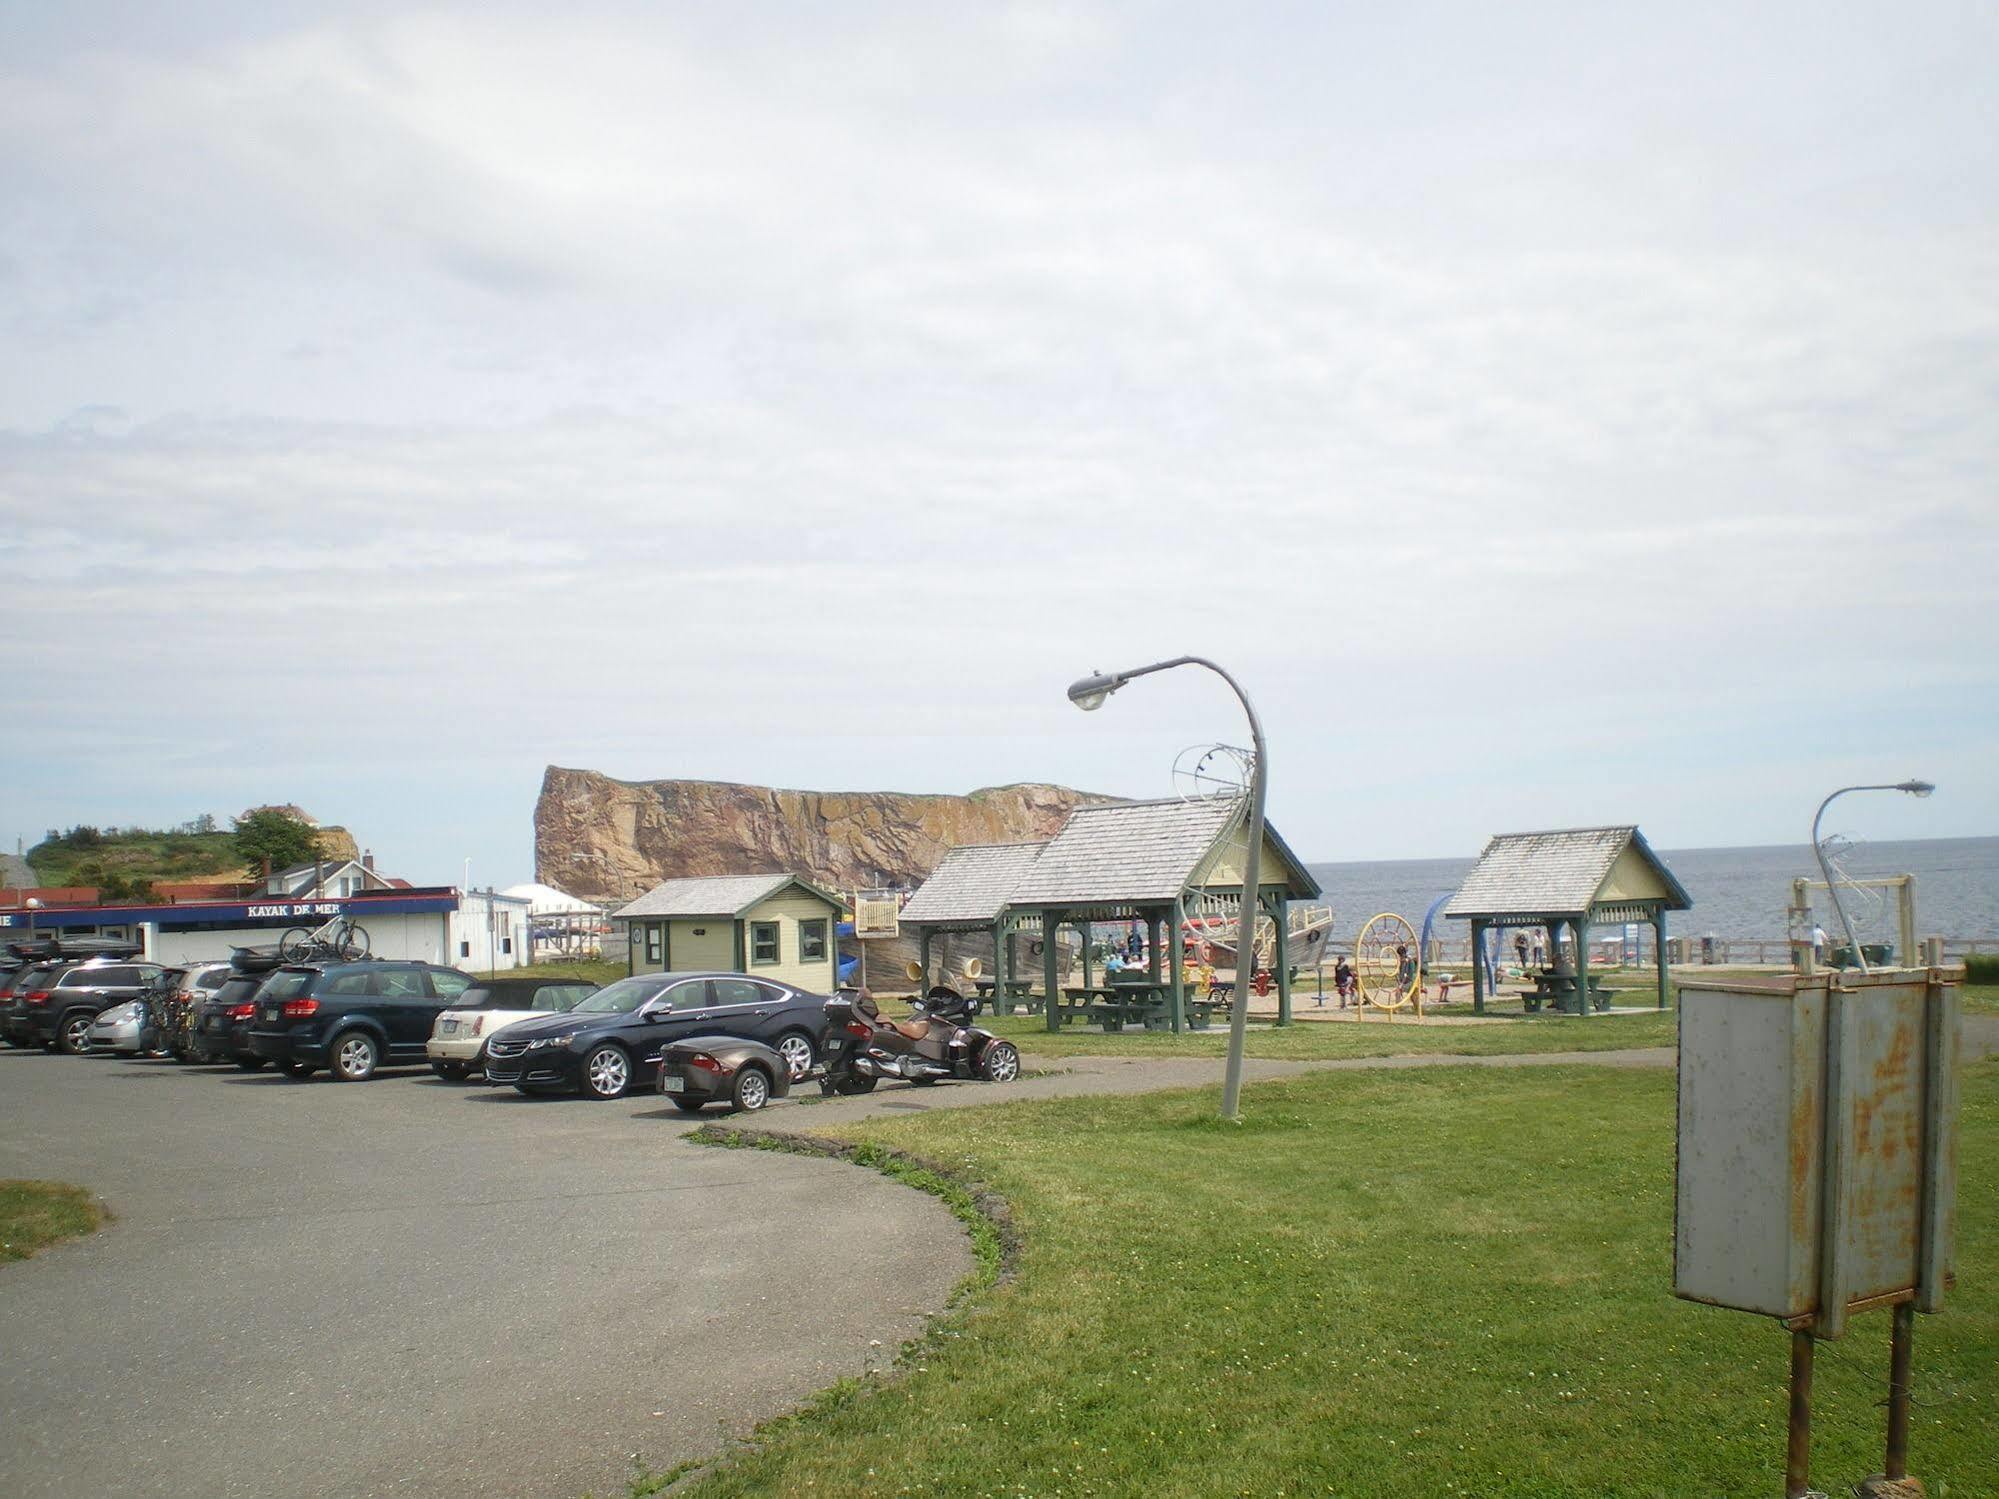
left=1471, top=918, right=1486, bottom=1015
left=1079, top=919, right=1092, bottom=990
left=1899, top=877, right=1917, bottom=968
left=1274, top=892, right=1292, bottom=1026
left=919, top=929, right=932, bottom=994
left=1043, top=909, right=1062, bottom=1033
left=1654, top=909, right=1669, bottom=1010
left=1574, top=916, right=1591, bottom=1016
left=1169, top=896, right=1185, bottom=1033
left=993, top=917, right=1008, bottom=1015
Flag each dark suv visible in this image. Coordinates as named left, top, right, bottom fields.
left=192, top=972, right=279, bottom=1066
left=246, top=961, right=476, bottom=1081
left=11, top=958, right=167, bottom=1054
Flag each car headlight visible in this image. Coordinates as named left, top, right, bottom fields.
left=526, top=1033, right=578, bottom=1050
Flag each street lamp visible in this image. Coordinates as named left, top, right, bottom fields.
left=1068, top=656, right=1268, bottom=1121
left=1812, top=779, right=1935, bottom=973
left=25, top=896, right=41, bottom=942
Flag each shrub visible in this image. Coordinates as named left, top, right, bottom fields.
left=1963, top=952, right=1999, bottom=984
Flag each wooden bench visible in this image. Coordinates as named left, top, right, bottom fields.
left=973, top=978, right=1040, bottom=1015
left=1524, top=972, right=1612, bottom=1013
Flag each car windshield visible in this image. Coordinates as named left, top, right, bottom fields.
left=569, top=977, right=669, bottom=1015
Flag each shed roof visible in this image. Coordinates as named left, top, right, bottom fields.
left=1445, top=826, right=1692, bottom=920
left=899, top=842, right=1048, bottom=926
left=613, top=873, right=841, bottom=921
left=1004, top=796, right=1317, bottom=907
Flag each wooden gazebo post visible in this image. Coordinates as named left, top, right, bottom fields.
left=1043, top=906, right=1063, bottom=1034
left=1169, top=895, right=1186, bottom=1032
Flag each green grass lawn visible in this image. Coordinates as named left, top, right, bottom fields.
left=499, top=958, right=630, bottom=987
left=0, top=1180, right=104, bottom=1263
left=677, top=1060, right=1998, bottom=1499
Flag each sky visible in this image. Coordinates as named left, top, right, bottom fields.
left=2, top=1, right=1994, bottom=887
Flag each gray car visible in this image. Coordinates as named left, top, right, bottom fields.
left=86, top=1000, right=147, bottom=1055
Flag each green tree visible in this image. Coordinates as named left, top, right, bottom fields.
left=231, top=809, right=323, bottom=871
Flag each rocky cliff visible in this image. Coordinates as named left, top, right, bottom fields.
left=534, top=768, right=1109, bottom=903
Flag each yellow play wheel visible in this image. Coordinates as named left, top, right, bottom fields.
left=1354, top=912, right=1421, bottom=1011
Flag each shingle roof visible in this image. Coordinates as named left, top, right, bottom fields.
left=614, top=874, right=832, bottom=920
left=1445, top=826, right=1691, bottom=919
left=1005, top=797, right=1247, bottom=906
left=899, top=842, right=1047, bottom=925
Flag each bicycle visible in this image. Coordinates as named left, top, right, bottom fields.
left=279, top=915, right=372, bottom=964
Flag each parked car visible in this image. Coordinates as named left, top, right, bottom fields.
left=425, top=977, right=598, bottom=1080
left=142, top=961, right=234, bottom=1058
left=86, top=1000, right=149, bottom=1055
left=1, top=962, right=58, bottom=1047
left=482, top=972, right=831, bottom=1101
left=190, top=973, right=278, bottom=1066
left=245, top=961, right=476, bottom=1081
left=12, top=957, right=167, bottom=1054
left=658, top=1035, right=793, bottom=1113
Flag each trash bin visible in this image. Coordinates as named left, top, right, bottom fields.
left=1700, top=934, right=1716, bottom=964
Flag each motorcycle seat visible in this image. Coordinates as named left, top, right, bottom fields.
left=885, top=1018, right=931, bottom=1042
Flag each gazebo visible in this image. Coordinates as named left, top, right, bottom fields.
left=1446, top=826, right=1692, bottom=1015
left=995, top=796, right=1322, bottom=1032
left=896, top=841, right=1051, bottom=1006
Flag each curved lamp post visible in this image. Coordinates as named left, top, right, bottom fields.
left=1069, top=656, right=1267, bottom=1121
left=1811, top=779, right=1935, bottom=973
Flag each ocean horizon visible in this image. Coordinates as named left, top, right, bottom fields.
left=1301, top=833, right=1999, bottom=947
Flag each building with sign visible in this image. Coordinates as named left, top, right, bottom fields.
left=0, top=887, right=530, bottom=973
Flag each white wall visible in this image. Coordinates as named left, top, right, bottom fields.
left=448, top=894, right=530, bottom=973
left=148, top=913, right=453, bottom=967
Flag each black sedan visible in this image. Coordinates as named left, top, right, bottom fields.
left=482, top=971, right=830, bottom=1100
left=659, top=1035, right=792, bottom=1113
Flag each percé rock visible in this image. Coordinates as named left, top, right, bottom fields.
left=535, top=767, right=1110, bottom=904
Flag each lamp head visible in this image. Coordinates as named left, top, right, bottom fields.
left=1896, top=779, right=1936, bottom=798
left=25, top=897, right=41, bottom=910
left=1066, top=670, right=1123, bottom=712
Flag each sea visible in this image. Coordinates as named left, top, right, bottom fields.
left=1303, top=836, right=1999, bottom=948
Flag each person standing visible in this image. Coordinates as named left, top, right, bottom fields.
left=1514, top=932, right=1530, bottom=973
left=1811, top=924, right=1828, bottom=964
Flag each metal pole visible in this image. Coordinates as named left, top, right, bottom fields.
left=1786, top=1328, right=1815, bottom=1499
left=1886, top=1301, right=1914, bottom=1479
left=1811, top=781, right=1936, bottom=974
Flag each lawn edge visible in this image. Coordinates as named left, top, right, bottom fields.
left=0, top=1178, right=111, bottom=1265
left=630, top=1123, right=1022, bottom=1497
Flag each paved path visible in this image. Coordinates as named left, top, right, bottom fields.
left=0, top=1051, right=968, bottom=1499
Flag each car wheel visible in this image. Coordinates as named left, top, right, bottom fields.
left=234, top=1056, right=269, bottom=1071
left=581, top=1044, right=630, bottom=1100
left=980, top=1041, right=1021, bottom=1083
left=329, top=1031, right=379, bottom=1082
left=59, top=1013, right=95, bottom=1055
left=281, top=1062, right=314, bottom=1079
left=730, top=1065, right=772, bottom=1113
left=773, top=1031, right=816, bottom=1080
left=833, top=1075, right=879, bottom=1095
left=670, top=1097, right=707, bottom=1114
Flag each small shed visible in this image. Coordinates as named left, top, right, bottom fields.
left=615, top=874, right=843, bottom=992
left=1446, top=826, right=1692, bottom=1015
left=998, top=796, right=1321, bottom=1032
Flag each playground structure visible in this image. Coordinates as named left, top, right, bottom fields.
left=1351, top=911, right=1422, bottom=1017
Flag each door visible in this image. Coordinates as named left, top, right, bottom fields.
left=707, top=976, right=784, bottom=1043
left=668, top=922, right=733, bottom=971
left=374, top=967, right=438, bottom=1060
left=621, top=977, right=715, bottom=1068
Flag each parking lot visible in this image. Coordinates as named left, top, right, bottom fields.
left=0, top=1048, right=969, bottom=1499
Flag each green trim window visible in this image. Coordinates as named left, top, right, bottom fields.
left=643, top=925, right=662, bottom=964
left=798, top=918, right=828, bottom=963
left=749, top=921, right=780, bottom=966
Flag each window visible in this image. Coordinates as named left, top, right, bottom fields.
left=460, top=940, right=471, bottom=958
left=711, top=978, right=764, bottom=1007
left=432, top=971, right=472, bottom=999
left=324, top=972, right=374, bottom=995
left=643, top=925, right=662, bottom=963
left=377, top=969, right=426, bottom=999
left=750, top=921, right=780, bottom=966
left=799, top=918, right=828, bottom=963
left=532, top=984, right=593, bottom=1012
left=664, top=980, right=712, bottom=1011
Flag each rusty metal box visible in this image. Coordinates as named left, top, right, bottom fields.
left=1674, top=969, right=1958, bottom=1337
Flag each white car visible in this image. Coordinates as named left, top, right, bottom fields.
left=426, top=977, right=598, bottom=1080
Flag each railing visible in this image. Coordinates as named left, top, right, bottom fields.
left=1389, top=936, right=1999, bottom=968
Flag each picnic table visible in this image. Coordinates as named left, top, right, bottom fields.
left=1051, top=981, right=1222, bottom=1032
left=1524, top=970, right=1612, bottom=1014
left=973, top=978, right=1040, bottom=1015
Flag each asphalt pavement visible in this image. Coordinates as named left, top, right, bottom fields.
left=0, top=1049, right=969, bottom=1499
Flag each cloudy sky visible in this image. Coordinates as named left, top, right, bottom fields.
left=3, top=1, right=1993, bottom=887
